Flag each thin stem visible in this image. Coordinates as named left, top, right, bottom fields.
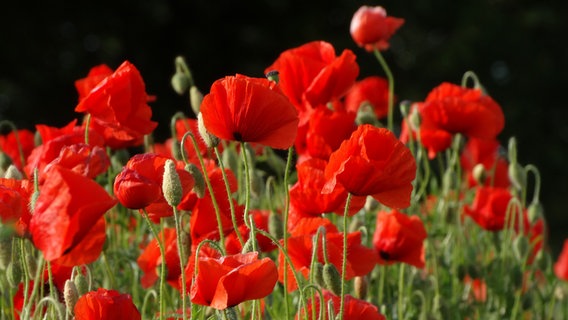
left=173, top=207, right=188, bottom=320
left=141, top=210, right=166, bottom=320
left=282, top=147, right=294, bottom=318
left=84, top=114, right=91, bottom=145
left=338, top=193, right=353, bottom=320
left=215, top=146, right=244, bottom=247
left=240, top=142, right=253, bottom=229
left=373, top=48, right=395, bottom=131
left=398, top=264, right=406, bottom=320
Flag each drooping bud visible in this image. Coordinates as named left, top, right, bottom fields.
left=64, top=279, right=79, bottom=316
left=268, top=211, right=283, bottom=240
left=197, top=112, right=219, bottom=148
left=7, top=261, right=22, bottom=288
left=171, top=72, right=191, bottom=95
left=513, top=235, right=530, bottom=263
left=355, top=102, right=378, bottom=126
left=241, top=237, right=258, bottom=254
left=322, top=263, right=342, bottom=295
left=185, top=163, right=205, bottom=198
left=74, top=273, right=89, bottom=296
left=0, top=233, right=12, bottom=270
left=508, top=162, right=527, bottom=192
left=472, top=163, right=486, bottom=185
left=162, top=159, right=183, bottom=207
left=190, top=86, right=203, bottom=116
left=221, top=145, right=240, bottom=176
left=313, top=262, right=325, bottom=288
left=527, top=201, right=544, bottom=224
left=265, top=70, right=280, bottom=83
left=354, top=276, right=368, bottom=300
left=3, top=164, right=23, bottom=180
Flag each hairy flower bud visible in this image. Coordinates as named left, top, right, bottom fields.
left=171, top=72, right=191, bottom=95
left=64, top=279, right=79, bottom=316
left=190, top=86, right=204, bottom=116
left=323, top=263, right=342, bottom=295
left=268, top=211, right=283, bottom=240
left=197, top=112, right=219, bottom=148
left=508, top=162, right=526, bottom=192
left=472, top=163, right=486, bottom=185
left=162, top=159, right=183, bottom=207
left=354, top=276, right=368, bottom=300
left=185, top=163, right=205, bottom=198
left=74, top=273, right=89, bottom=296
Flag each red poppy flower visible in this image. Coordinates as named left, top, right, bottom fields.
left=199, top=74, right=298, bottom=149
left=290, top=158, right=365, bottom=217
left=74, top=288, right=141, bottom=320
left=279, top=217, right=377, bottom=292
left=0, top=178, right=33, bottom=236
left=463, top=275, right=487, bottom=303
left=350, top=6, right=405, bottom=52
left=460, top=138, right=509, bottom=188
left=324, top=124, right=416, bottom=209
left=464, top=186, right=522, bottom=232
left=344, top=76, right=390, bottom=119
left=25, top=121, right=105, bottom=179
left=554, top=239, right=568, bottom=281
left=190, top=252, right=278, bottom=310
left=265, top=41, right=359, bottom=124
left=74, top=64, right=113, bottom=101
left=75, top=61, right=158, bottom=149
left=0, top=129, right=35, bottom=170
left=113, top=153, right=195, bottom=222
left=137, top=228, right=188, bottom=289
left=373, top=210, right=427, bottom=268
left=303, top=106, right=357, bottom=160
left=412, top=82, right=505, bottom=159
left=30, top=165, right=117, bottom=266
left=43, top=143, right=110, bottom=179
left=298, top=290, right=385, bottom=320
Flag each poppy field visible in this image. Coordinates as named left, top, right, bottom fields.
left=1, top=5, right=568, bottom=320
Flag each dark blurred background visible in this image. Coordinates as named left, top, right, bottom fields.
left=1, top=1, right=567, bottom=252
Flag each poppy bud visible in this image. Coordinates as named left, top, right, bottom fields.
left=7, top=261, right=22, bottom=288
left=185, top=163, right=205, bottom=198
left=508, top=162, right=526, bottom=192
left=527, top=201, right=544, bottom=224
left=197, top=112, right=219, bottom=148
left=64, top=279, right=79, bottom=316
left=74, top=273, right=89, bottom=296
left=190, top=86, right=203, bottom=116
left=472, top=163, right=486, bottom=185
left=313, top=262, right=325, bottom=288
left=268, top=211, right=283, bottom=240
left=171, top=140, right=183, bottom=161
left=24, top=249, right=37, bottom=276
left=323, top=263, right=342, bottom=295
left=162, top=159, right=183, bottom=207
left=355, top=102, right=378, bottom=126
left=241, top=238, right=258, bottom=254
left=354, top=276, right=368, bottom=300
left=513, top=235, right=530, bottom=263
left=224, top=307, right=238, bottom=320
left=171, top=72, right=191, bottom=95
left=399, top=100, right=412, bottom=118
left=0, top=235, right=11, bottom=270
left=409, top=106, right=421, bottom=132
left=3, top=164, right=23, bottom=180
left=0, top=151, right=12, bottom=172
left=265, top=70, right=280, bottom=83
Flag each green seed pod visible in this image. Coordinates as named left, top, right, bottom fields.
left=355, top=102, right=378, bottom=126
left=74, top=273, right=89, bottom=296
left=323, top=263, right=342, bottom=295
left=185, top=163, right=205, bottom=199
left=162, top=159, right=183, bottom=207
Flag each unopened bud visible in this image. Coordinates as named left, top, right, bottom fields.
left=508, top=162, right=527, bottom=191
left=409, top=105, right=421, bottom=131
left=7, top=261, right=22, bottom=287
left=355, top=102, right=378, bottom=126
left=171, top=72, right=191, bottom=95
left=190, top=86, right=203, bottom=116
left=354, top=276, right=368, bottom=300
left=399, top=100, right=412, bottom=118
left=197, top=112, right=219, bottom=148
left=313, top=262, right=325, bottom=288
left=241, top=237, right=258, bottom=254
left=185, top=163, right=205, bottom=198
left=472, top=164, right=486, bottom=185
left=513, top=235, right=530, bottom=263
left=527, top=201, right=544, bottom=224
left=4, top=164, right=22, bottom=180
left=162, top=159, right=183, bottom=207
left=0, top=235, right=12, bottom=270
left=224, top=307, right=239, bottom=320
left=74, top=273, right=89, bottom=296
left=323, top=263, right=342, bottom=295
left=64, top=279, right=79, bottom=316
left=265, top=70, right=279, bottom=83
left=221, top=145, right=240, bottom=175
left=0, top=152, right=12, bottom=172
left=171, top=140, right=183, bottom=161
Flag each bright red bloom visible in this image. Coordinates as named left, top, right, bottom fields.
left=460, top=138, right=509, bottom=188
left=464, top=186, right=521, bottom=231
left=373, top=210, right=427, bottom=268
left=43, top=143, right=110, bottom=179
left=265, top=41, right=359, bottom=124
left=554, top=239, right=568, bottom=281
left=411, top=82, right=505, bottom=159
left=344, top=76, right=390, bottom=119
left=74, top=288, right=141, bottom=320
left=190, top=252, right=278, bottom=310
left=350, top=6, right=405, bottom=52
left=200, top=74, right=299, bottom=149
left=113, top=153, right=195, bottom=222
left=0, top=178, right=33, bottom=236
left=74, top=64, right=113, bottom=101
left=304, top=106, right=357, bottom=160
left=324, top=124, right=416, bottom=209
left=279, top=217, right=377, bottom=292
left=298, top=290, right=385, bottom=320
left=30, top=166, right=117, bottom=266
left=75, top=61, right=158, bottom=149
left=137, top=228, right=189, bottom=289
left=0, top=129, right=35, bottom=170
left=290, top=158, right=364, bottom=217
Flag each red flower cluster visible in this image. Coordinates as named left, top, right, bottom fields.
left=74, top=288, right=141, bottom=320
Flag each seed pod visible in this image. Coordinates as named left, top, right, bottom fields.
left=162, top=159, right=183, bottom=207
left=185, top=163, right=205, bottom=199
left=323, top=263, right=342, bottom=295
left=64, top=279, right=79, bottom=316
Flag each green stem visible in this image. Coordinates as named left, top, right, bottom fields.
left=398, top=264, right=406, bottom=320
left=240, top=142, right=253, bottom=230
left=373, top=48, right=395, bottom=131
left=282, top=147, right=294, bottom=318
left=84, top=114, right=91, bottom=145
left=215, top=146, right=244, bottom=247
left=142, top=210, right=166, bottom=320
left=338, top=193, right=353, bottom=320
left=173, top=207, right=188, bottom=320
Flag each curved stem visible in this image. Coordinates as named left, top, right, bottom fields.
left=338, top=193, right=353, bottom=320
left=240, top=142, right=253, bottom=229
left=373, top=49, right=395, bottom=131
left=461, top=70, right=481, bottom=89
left=215, top=146, right=244, bottom=247
left=524, top=164, right=541, bottom=204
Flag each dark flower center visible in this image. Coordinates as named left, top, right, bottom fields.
left=379, top=250, right=391, bottom=260
left=233, top=132, right=243, bottom=141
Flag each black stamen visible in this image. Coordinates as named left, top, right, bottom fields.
left=233, top=132, right=243, bottom=141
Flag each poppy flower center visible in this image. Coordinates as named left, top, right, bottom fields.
left=379, top=250, right=391, bottom=260
left=233, top=132, right=243, bottom=141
